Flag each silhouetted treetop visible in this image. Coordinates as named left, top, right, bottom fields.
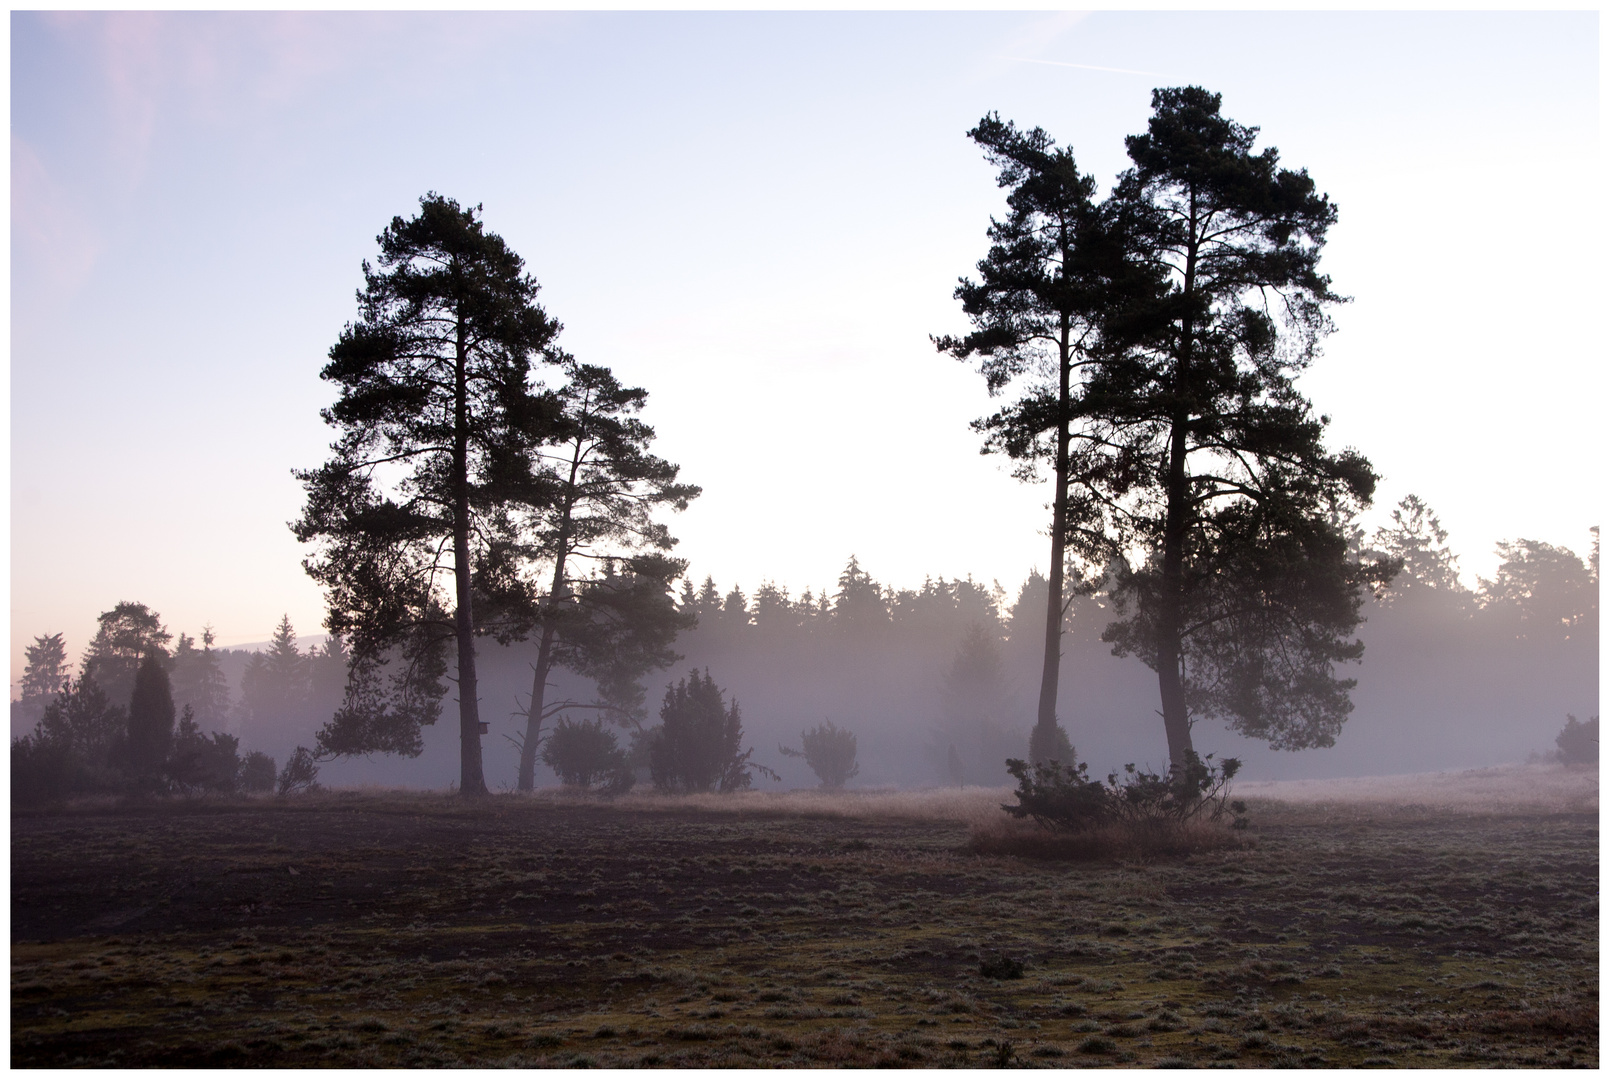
left=1480, top=534, right=1598, bottom=644
left=20, top=633, right=69, bottom=709
left=81, top=602, right=171, bottom=706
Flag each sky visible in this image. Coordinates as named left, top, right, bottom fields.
left=9, top=10, right=1604, bottom=681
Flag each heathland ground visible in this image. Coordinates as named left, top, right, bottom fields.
left=10, top=764, right=1597, bottom=1067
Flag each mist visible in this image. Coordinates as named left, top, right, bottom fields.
left=16, top=517, right=1594, bottom=794
left=313, top=531, right=1600, bottom=791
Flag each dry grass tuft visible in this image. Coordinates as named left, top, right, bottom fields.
left=547, top=785, right=1013, bottom=825
left=965, top=813, right=1252, bottom=861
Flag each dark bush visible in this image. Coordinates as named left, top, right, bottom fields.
left=1555, top=714, right=1598, bottom=765
left=277, top=746, right=321, bottom=795
left=542, top=717, right=634, bottom=794
left=11, top=676, right=127, bottom=805
left=11, top=733, right=72, bottom=807
left=979, top=955, right=1025, bottom=979
left=239, top=751, right=278, bottom=793
left=168, top=706, right=243, bottom=794
left=779, top=720, right=859, bottom=790
left=647, top=669, right=775, bottom=793
left=1000, top=754, right=1112, bottom=830
left=1002, top=748, right=1244, bottom=832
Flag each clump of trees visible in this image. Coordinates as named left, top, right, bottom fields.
left=780, top=721, right=859, bottom=790
left=943, top=87, right=1396, bottom=774
left=647, top=669, right=775, bottom=793
left=9, top=602, right=302, bottom=806
left=293, top=194, right=693, bottom=798
left=12, top=643, right=277, bottom=806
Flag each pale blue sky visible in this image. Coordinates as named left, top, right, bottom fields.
left=10, top=11, right=1602, bottom=677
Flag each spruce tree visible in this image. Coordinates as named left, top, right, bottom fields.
left=169, top=628, right=232, bottom=730
left=20, top=633, right=68, bottom=707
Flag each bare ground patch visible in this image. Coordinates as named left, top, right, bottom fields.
left=11, top=778, right=1598, bottom=1068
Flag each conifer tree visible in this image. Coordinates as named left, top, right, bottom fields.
left=239, top=616, right=312, bottom=745
left=1094, top=87, right=1392, bottom=763
left=127, top=651, right=176, bottom=781
left=20, top=633, right=68, bottom=707
left=503, top=360, right=697, bottom=791
left=294, top=194, right=563, bottom=795
left=647, top=669, right=772, bottom=793
left=80, top=602, right=171, bottom=706
left=169, top=627, right=232, bottom=730
left=936, top=115, right=1155, bottom=763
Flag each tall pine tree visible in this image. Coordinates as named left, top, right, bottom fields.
left=294, top=194, right=563, bottom=795
left=936, top=115, right=1158, bottom=765
left=1093, top=87, right=1391, bottom=763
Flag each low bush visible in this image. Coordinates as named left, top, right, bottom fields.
left=981, top=747, right=1250, bottom=859
left=541, top=717, right=634, bottom=795
left=240, top=751, right=278, bottom=793
left=979, top=955, right=1025, bottom=979
left=168, top=707, right=243, bottom=794
left=1002, top=748, right=1247, bottom=832
left=277, top=746, right=321, bottom=796
left=779, top=721, right=859, bottom=790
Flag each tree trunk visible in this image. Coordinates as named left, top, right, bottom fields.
left=1156, top=191, right=1200, bottom=773
left=453, top=311, right=488, bottom=796
left=517, top=622, right=558, bottom=791
left=1032, top=315, right=1074, bottom=761
left=516, top=433, right=585, bottom=792
left=1156, top=414, right=1194, bottom=771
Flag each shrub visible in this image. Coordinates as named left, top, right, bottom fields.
left=168, top=706, right=243, bottom=794
left=239, top=751, right=278, bottom=793
left=277, top=746, right=321, bottom=795
left=647, top=669, right=776, bottom=793
left=1555, top=714, right=1598, bottom=765
left=11, top=733, right=72, bottom=807
left=1002, top=748, right=1245, bottom=832
left=542, top=717, right=634, bottom=794
left=979, top=955, right=1025, bottom=979
left=12, top=676, right=128, bottom=804
left=1028, top=722, right=1073, bottom=768
left=779, top=721, right=859, bottom=790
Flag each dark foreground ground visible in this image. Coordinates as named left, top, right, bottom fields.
left=11, top=787, right=1598, bottom=1067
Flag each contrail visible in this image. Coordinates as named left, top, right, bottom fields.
left=998, top=56, right=1165, bottom=78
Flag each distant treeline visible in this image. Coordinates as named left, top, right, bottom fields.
left=10, top=498, right=1598, bottom=790
left=668, top=501, right=1597, bottom=785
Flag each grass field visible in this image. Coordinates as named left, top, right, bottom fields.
left=10, top=764, right=1598, bottom=1067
